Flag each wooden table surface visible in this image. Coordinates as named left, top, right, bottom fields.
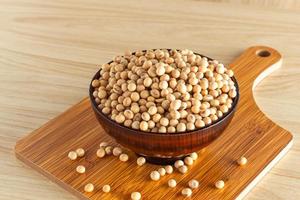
left=0, top=0, right=299, bottom=199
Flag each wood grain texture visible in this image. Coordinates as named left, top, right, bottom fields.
left=1, top=0, right=300, bottom=199
left=14, top=46, right=292, bottom=200
left=194, top=0, right=300, bottom=10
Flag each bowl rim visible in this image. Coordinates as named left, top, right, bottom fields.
left=89, top=50, right=239, bottom=137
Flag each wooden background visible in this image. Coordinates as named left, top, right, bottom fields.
left=0, top=0, right=299, bottom=199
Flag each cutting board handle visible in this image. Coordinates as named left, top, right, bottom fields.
left=229, top=46, right=282, bottom=93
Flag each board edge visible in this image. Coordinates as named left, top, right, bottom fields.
left=14, top=98, right=90, bottom=153
left=235, top=138, right=293, bottom=200
left=15, top=146, right=88, bottom=200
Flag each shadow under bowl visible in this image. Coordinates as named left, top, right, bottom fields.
left=89, top=52, right=239, bottom=165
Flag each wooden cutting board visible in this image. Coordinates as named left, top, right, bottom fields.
left=15, top=46, right=293, bottom=200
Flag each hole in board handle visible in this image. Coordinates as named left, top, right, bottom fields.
left=256, top=50, right=271, bottom=57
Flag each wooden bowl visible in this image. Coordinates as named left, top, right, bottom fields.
left=89, top=52, right=239, bottom=164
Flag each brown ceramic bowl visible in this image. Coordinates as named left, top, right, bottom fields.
left=89, top=51, right=239, bottom=164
